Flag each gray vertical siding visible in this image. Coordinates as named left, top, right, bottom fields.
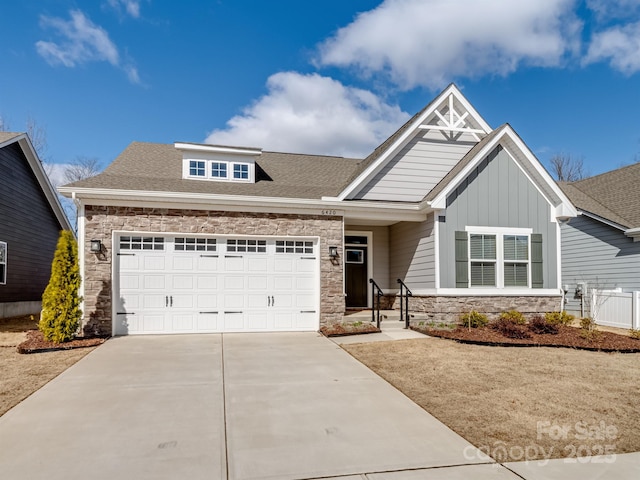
left=561, top=214, right=640, bottom=316
left=0, top=142, right=64, bottom=305
left=353, top=130, right=476, bottom=202
left=344, top=225, right=390, bottom=289
left=389, top=213, right=436, bottom=289
left=439, top=146, right=558, bottom=288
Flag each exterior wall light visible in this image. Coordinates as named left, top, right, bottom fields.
left=328, top=246, right=339, bottom=258
left=90, top=239, right=102, bottom=253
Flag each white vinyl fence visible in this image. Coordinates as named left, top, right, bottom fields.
left=591, top=289, right=640, bottom=330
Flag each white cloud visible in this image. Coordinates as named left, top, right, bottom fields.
left=317, top=0, right=581, bottom=89
left=205, top=72, right=410, bottom=158
left=36, top=9, right=140, bottom=84
left=106, top=0, right=143, bottom=19
left=43, top=163, right=72, bottom=188
left=584, top=22, right=640, bottom=73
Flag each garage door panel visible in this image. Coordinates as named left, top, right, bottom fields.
left=119, top=255, right=139, bottom=269
left=224, top=256, right=243, bottom=271
left=119, top=274, right=139, bottom=289
left=295, top=312, right=317, bottom=330
left=295, top=276, right=315, bottom=290
left=143, top=275, right=166, bottom=289
left=223, top=312, right=244, bottom=330
left=171, top=294, right=194, bottom=309
left=120, top=294, right=140, bottom=309
left=248, top=257, right=268, bottom=272
left=172, top=314, right=195, bottom=332
left=248, top=294, right=268, bottom=308
left=296, top=294, right=316, bottom=308
left=197, top=313, right=219, bottom=331
left=171, top=256, right=194, bottom=271
left=196, top=275, right=217, bottom=289
left=197, top=256, right=219, bottom=271
left=224, top=294, right=244, bottom=309
left=296, top=259, right=316, bottom=272
left=224, top=276, right=244, bottom=290
left=197, top=294, right=217, bottom=308
left=273, top=276, right=293, bottom=290
left=272, top=294, right=292, bottom=308
left=141, top=313, right=166, bottom=332
left=247, top=313, right=268, bottom=330
left=143, top=256, right=166, bottom=270
left=247, top=275, right=268, bottom=290
left=143, top=294, right=166, bottom=309
left=274, top=258, right=293, bottom=272
left=273, top=312, right=293, bottom=329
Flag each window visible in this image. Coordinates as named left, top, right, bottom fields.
left=233, top=163, right=249, bottom=180
left=503, top=235, right=529, bottom=287
left=227, top=239, right=266, bottom=253
left=189, top=160, right=205, bottom=177
left=175, top=237, right=216, bottom=252
left=456, top=229, right=535, bottom=288
left=275, top=240, right=313, bottom=254
left=0, top=241, right=6, bottom=285
left=119, top=236, right=164, bottom=251
left=211, top=162, right=227, bottom=178
left=345, top=249, right=364, bottom=264
left=470, top=234, right=496, bottom=287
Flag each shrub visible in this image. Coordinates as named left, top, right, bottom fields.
left=39, top=231, right=82, bottom=343
left=578, top=317, right=601, bottom=342
left=545, top=311, right=575, bottom=326
left=460, top=310, right=488, bottom=328
left=528, top=315, right=559, bottom=335
left=499, top=310, right=526, bottom=325
left=491, top=317, right=531, bottom=339
left=630, top=329, right=640, bottom=340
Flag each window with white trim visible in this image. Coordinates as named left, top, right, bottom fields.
left=0, top=241, right=6, bottom=285
left=119, top=236, right=165, bottom=251
left=275, top=240, right=313, bottom=254
left=189, top=160, right=205, bottom=177
left=211, top=162, right=227, bottom=178
left=175, top=237, right=216, bottom=252
left=460, top=229, right=532, bottom=288
left=233, top=163, right=249, bottom=180
left=227, top=239, right=266, bottom=253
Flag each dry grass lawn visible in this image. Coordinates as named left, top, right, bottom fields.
left=0, top=316, right=97, bottom=417
left=343, top=337, right=640, bottom=463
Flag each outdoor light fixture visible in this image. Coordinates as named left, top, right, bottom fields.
left=328, top=246, right=339, bottom=258
left=90, top=239, right=102, bottom=253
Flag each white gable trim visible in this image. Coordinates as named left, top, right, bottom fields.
left=427, top=127, right=577, bottom=220
left=333, top=84, right=492, bottom=201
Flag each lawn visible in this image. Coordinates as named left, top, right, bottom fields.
left=343, top=337, right=640, bottom=463
left=0, top=316, right=98, bottom=417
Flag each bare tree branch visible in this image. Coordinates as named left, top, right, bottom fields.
left=25, top=116, right=49, bottom=161
left=63, top=156, right=102, bottom=183
left=549, top=154, right=588, bottom=182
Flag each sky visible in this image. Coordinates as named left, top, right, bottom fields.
left=1, top=0, right=640, bottom=186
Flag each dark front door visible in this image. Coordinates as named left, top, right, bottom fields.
left=345, top=247, right=368, bottom=308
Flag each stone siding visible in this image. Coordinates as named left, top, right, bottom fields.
left=82, top=206, right=344, bottom=336
left=384, top=294, right=561, bottom=325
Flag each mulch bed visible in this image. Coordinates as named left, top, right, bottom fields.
left=17, top=330, right=107, bottom=354
left=413, top=325, right=640, bottom=353
left=320, top=323, right=381, bottom=337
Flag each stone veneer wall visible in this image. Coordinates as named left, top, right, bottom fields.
left=383, top=294, right=561, bottom=325
left=82, top=205, right=344, bottom=336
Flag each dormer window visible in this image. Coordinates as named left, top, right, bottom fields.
left=211, top=162, right=227, bottom=178
left=176, top=142, right=261, bottom=184
left=234, top=163, right=249, bottom=180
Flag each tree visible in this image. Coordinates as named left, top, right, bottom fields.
left=549, top=154, right=588, bottom=182
left=39, top=231, right=82, bottom=343
left=63, top=156, right=102, bottom=183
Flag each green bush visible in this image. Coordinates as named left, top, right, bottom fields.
left=578, top=317, right=601, bottom=342
left=39, top=231, right=82, bottom=343
left=499, top=310, right=526, bottom=325
left=629, top=329, right=640, bottom=340
left=460, top=310, right=488, bottom=328
left=545, top=311, right=575, bottom=326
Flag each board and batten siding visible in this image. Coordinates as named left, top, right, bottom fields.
left=561, top=214, right=640, bottom=316
left=0, top=142, right=63, bottom=306
left=345, top=225, right=390, bottom=290
left=389, top=213, right=436, bottom=289
left=353, top=130, right=476, bottom=202
left=439, top=146, right=558, bottom=288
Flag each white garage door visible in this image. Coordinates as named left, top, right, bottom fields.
left=114, top=235, right=319, bottom=335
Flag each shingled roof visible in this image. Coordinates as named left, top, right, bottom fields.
left=65, top=142, right=363, bottom=200
left=559, top=163, right=640, bottom=229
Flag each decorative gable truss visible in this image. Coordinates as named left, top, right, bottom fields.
left=334, top=84, right=493, bottom=202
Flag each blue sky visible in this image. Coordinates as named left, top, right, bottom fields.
left=1, top=0, right=640, bottom=184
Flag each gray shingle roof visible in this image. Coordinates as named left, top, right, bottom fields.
left=65, top=142, right=363, bottom=199
left=561, top=163, right=640, bottom=229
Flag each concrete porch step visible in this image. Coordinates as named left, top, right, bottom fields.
left=342, top=310, right=431, bottom=327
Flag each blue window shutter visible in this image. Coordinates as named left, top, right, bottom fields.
left=455, top=231, right=468, bottom=288
left=531, top=234, right=543, bottom=288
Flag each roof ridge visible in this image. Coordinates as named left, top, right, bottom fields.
left=574, top=160, right=640, bottom=185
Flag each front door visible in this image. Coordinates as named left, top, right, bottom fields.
left=345, top=246, right=368, bottom=308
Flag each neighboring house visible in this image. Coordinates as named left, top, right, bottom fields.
left=560, top=165, right=640, bottom=319
left=0, top=132, right=73, bottom=318
left=59, top=84, right=576, bottom=336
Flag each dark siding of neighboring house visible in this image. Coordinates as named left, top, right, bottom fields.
left=561, top=214, right=640, bottom=317
left=0, top=142, right=63, bottom=304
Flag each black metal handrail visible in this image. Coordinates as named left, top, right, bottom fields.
left=369, top=278, right=383, bottom=329
left=397, top=278, right=412, bottom=329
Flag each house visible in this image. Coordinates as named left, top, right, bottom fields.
left=59, top=84, right=576, bottom=336
left=0, top=132, right=73, bottom=318
left=560, top=165, right=640, bottom=320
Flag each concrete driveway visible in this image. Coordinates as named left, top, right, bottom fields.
left=1, top=333, right=636, bottom=479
